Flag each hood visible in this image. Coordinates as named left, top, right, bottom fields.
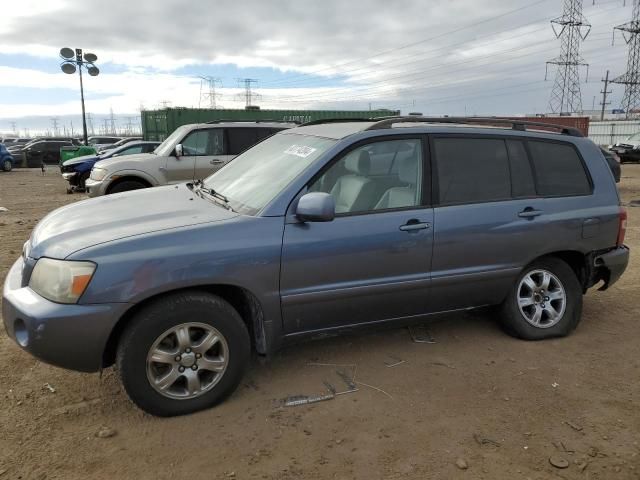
left=95, top=152, right=156, bottom=169
left=616, top=139, right=640, bottom=147
left=29, top=184, right=238, bottom=259
left=62, top=154, right=100, bottom=166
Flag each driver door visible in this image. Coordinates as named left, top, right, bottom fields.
left=166, top=128, right=223, bottom=183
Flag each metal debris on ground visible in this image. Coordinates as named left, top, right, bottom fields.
left=473, top=433, right=501, bottom=447
left=564, top=420, right=583, bottom=432
left=43, top=383, right=56, bottom=393
left=336, top=370, right=357, bottom=391
left=384, top=355, right=405, bottom=368
left=549, top=455, right=569, bottom=469
left=284, top=393, right=335, bottom=407
left=408, top=324, right=436, bottom=343
left=0, top=207, right=8, bottom=212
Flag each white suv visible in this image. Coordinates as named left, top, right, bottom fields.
left=85, top=122, right=293, bottom=196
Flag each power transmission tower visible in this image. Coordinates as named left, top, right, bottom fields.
left=109, top=108, right=116, bottom=134
left=10, top=122, right=17, bottom=134
left=101, top=118, right=110, bottom=135
left=236, top=78, right=261, bottom=108
left=50, top=117, right=60, bottom=136
left=86, top=113, right=95, bottom=135
left=199, top=76, right=222, bottom=109
left=600, top=70, right=612, bottom=120
left=611, top=0, right=640, bottom=117
left=545, top=0, right=591, bottom=115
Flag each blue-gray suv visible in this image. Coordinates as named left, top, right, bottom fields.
left=2, top=117, right=629, bottom=416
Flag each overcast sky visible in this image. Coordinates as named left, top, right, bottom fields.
left=0, top=0, right=634, bottom=135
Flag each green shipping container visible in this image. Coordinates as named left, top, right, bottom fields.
left=141, top=108, right=400, bottom=141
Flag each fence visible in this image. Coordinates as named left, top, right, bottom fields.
left=588, top=120, right=640, bottom=146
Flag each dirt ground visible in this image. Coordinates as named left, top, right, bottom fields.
left=0, top=167, right=639, bottom=480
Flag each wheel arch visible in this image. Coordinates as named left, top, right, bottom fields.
left=102, top=284, right=267, bottom=368
left=526, top=250, right=590, bottom=291
left=106, top=175, right=153, bottom=194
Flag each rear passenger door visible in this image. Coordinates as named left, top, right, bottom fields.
left=429, top=136, right=593, bottom=313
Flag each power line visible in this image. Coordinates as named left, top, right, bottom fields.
left=260, top=0, right=553, bottom=88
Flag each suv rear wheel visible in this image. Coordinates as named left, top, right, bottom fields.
left=116, top=291, right=251, bottom=416
left=2, top=159, right=11, bottom=172
left=500, top=257, right=582, bottom=340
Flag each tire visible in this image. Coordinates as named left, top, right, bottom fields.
left=2, top=159, right=11, bottom=172
left=116, top=291, right=250, bottom=416
left=108, top=179, right=147, bottom=194
left=499, top=257, right=582, bottom=340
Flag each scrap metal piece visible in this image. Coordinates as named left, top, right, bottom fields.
left=336, top=370, right=357, bottom=391
left=384, top=355, right=406, bottom=368
left=408, top=324, right=436, bottom=343
left=284, top=393, right=334, bottom=407
left=323, top=381, right=336, bottom=395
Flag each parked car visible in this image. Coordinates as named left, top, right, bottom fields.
left=3, top=117, right=629, bottom=417
left=88, top=136, right=123, bottom=152
left=85, top=122, right=294, bottom=196
left=61, top=141, right=161, bottom=192
left=609, top=132, right=640, bottom=163
left=0, top=143, right=15, bottom=171
left=22, top=139, right=81, bottom=167
left=97, top=137, right=142, bottom=154
left=601, top=147, right=621, bottom=183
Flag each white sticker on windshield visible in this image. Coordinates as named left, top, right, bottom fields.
left=284, top=145, right=317, bottom=158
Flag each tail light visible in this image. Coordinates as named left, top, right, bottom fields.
left=617, top=206, right=627, bottom=247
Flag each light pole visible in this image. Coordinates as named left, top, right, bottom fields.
left=60, top=47, right=99, bottom=145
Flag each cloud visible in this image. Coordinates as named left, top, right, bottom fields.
left=0, top=0, right=634, bottom=132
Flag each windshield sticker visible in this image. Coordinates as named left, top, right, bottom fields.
left=284, top=145, right=317, bottom=158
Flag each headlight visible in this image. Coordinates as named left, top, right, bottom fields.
left=29, top=258, right=96, bottom=304
left=90, top=167, right=108, bottom=181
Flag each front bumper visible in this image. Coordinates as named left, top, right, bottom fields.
left=2, top=257, right=129, bottom=372
left=84, top=177, right=107, bottom=197
left=593, top=246, right=630, bottom=290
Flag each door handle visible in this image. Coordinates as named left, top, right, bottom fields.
left=210, top=159, right=225, bottom=165
left=518, top=208, right=543, bottom=219
left=399, top=220, right=431, bottom=232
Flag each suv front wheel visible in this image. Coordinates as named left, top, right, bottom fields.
left=116, top=291, right=251, bottom=416
left=500, top=257, right=583, bottom=340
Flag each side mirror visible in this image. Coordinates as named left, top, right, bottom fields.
left=174, top=144, right=183, bottom=157
left=296, top=192, right=335, bottom=222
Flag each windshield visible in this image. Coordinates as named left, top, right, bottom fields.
left=154, top=125, right=191, bottom=156
left=203, top=132, right=336, bottom=215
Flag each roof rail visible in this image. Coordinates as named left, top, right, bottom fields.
left=364, top=116, right=584, bottom=137
left=299, top=117, right=390, bottom=127
left=205, top=119, right=300, bottom=124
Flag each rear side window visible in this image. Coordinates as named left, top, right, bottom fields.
left=528, top=141, right=591, bottom=196
left=227, top=128, right=259, bottom=155
left=434, top=138, right=511, bottom=205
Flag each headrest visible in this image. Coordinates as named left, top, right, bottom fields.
left=344, top=150, right=371, bottom=175
left=399, top=154, right=418, bottom=184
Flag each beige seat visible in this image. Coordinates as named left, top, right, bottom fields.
left=374, top=154, right=419, bottom=210
left=330, top=150, right=378, bottom=213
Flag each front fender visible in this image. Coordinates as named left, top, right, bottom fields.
left=106, top=168, right=161, bottom=187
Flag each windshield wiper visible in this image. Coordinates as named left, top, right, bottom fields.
left=189, top=180, right=233, bottom=210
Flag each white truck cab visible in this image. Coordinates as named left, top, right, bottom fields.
left=86, top=122, right=293, bottom=196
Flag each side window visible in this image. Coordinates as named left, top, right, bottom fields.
left=309, top=139, right=423, bottom=215
left=506, top=140, right=536, bottom=198
left=121, top=145, right=143, bottom=155
left=181, top=129, right=223, bottom=156
left=527, top=141, right=591, bottom=196
left=227, top=128, right=259, bottom=155
left=434, top=138, right=511, bottom=205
